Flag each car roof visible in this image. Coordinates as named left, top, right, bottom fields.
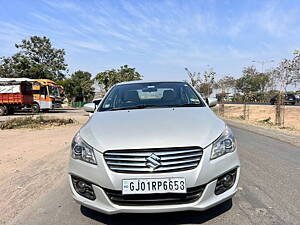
left=115, top=80, right=187, bottom=86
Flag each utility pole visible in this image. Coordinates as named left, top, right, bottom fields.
left=252, top=60, right=274, bottom=73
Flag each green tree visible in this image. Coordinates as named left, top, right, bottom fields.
left=198, top=70, right=216, bottom=97
left=235, top=66, right=270, bottom=94
left=185, top=67, right=216, bottom=97
left=272, top=52, right=300, bottom=92
left=256, top=72, right=270, bottom=92
left=214, top=75, right=236, bottom=103
left=292, top=50, right=300, bottom=84
left=184, top=68, right=201, bottom=87
left=216, top=75, right=236, bottom=93
left=0, top=36, right=67, bottom=80
left=95, top=65, right=142, bottom=91
left=58, top=71, right=94, bottom=103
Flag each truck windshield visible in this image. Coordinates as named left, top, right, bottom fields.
left=49, top=86, right=60, bottom=97
left=98, top=82, right=205, bottom=112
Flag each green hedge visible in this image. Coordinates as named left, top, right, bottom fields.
left=71, top=102, right=86, bottom=107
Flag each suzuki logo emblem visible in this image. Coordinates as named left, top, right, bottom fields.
left=146, top=153, right=161, bottom=170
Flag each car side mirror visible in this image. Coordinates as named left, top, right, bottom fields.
left=206, top=98, right=218, bottom=107
left=83, top=103, right=96, bottom=113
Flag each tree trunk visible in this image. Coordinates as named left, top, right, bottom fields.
left=275, top=93, right=284, bottom=127
left=243, top=103, right=249, bottom=120
left=243, top=95, right=249, bottom=120
left=219, top=88, right=225, bottom=117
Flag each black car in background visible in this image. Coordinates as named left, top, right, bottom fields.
left=270, top=94, right=297, bottom=105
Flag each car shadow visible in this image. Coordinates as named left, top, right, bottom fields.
left=80, top=199, right=232, bottom=225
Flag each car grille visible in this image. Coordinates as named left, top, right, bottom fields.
left=103, top=147, right=203, bottom=173
left=104, top=185, right=206, bottom=206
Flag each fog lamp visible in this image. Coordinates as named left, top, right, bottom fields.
left=77, top=181, right=88, bottom=193
left=71, top=176, right=96, bottom=200
left=215, top=169, right=237, bottom=195
left=222, top=174, right=234, bottom=188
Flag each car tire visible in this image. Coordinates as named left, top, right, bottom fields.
left=0, top=105, right=7, bottom=116
left=32, top=103, right=40, bottom=113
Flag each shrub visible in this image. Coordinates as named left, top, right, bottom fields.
left=0, top=116, right=76, bottom=129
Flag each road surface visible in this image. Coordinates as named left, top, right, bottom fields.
left=225, top=102, right=300, bottom=106
left=8, top=126, right=300, bottom=225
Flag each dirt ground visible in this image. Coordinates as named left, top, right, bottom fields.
left=0, top=109, right=89, bottom=225
left=1, top=106, right=300, bottom=224
left=216, top=104, right=300, bottom=134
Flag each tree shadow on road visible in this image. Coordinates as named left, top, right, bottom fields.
left=80, top=199, right=232, bottom=225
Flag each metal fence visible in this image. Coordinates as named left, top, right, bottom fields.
left=71, top=102, right=86, bottom=108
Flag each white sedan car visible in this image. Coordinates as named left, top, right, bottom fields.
left=69, top=81, right=240, bottom=214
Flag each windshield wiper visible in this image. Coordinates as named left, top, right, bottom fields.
left=107, top=103, right=203, bottom=111
left=107, top=104, right=164, bottom=111
left=166, top=103, right=202, bottom=108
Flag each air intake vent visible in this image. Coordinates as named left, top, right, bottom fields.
left=104, top=185, right=206, bottom=206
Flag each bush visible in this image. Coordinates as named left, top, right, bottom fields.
left=0, top=116, right=76, bottom=129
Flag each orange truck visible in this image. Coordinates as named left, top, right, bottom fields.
left=31, top=79, right=63, bottom=112
left=0, top=79, right=33, bottom=116
left=0, top=78, right=64, bottom=114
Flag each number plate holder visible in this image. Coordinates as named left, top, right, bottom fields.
left=122, top=178, right=186, bottom=195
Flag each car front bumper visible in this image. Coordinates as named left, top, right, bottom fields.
left=69, top=145, right=240, bottom=214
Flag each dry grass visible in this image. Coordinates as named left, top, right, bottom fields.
left=0, top=116, right=76, bottom=130
left=214, top=104, right=300, bottom=134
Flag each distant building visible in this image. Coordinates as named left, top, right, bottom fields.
left=92, top=81, right=106, bottom=99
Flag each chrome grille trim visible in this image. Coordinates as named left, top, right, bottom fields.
left=105, top=157, right=146, bottom=162
left=161, top=158, right=200, bottom=166
left=103, top=147, right=203, bottom=173
left=161, top=153, right=201, bottom=161
left=109, top=163, right=199, bottom=172
left=104, top=148, right=201, bottom=157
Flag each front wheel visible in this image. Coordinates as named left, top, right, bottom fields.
left=31, top=103, right=40, bottom=113
left=7, top=107, right=15, bottom=115
left=0, top=105, right=7, bottom=116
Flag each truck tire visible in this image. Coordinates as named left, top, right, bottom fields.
left=0, top=105, right=7, bottom=116
left=7, top=107, right=15, bottom=115
left=32, top=103, right=40, bottom=113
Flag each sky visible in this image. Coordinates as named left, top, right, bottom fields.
left=0, top=0, right=300, bottom=81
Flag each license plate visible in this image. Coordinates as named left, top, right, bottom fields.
left=122, top=178, right=186, bottom=195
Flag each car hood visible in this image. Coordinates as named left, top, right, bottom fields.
left=80, top=107, right=225, bottom=152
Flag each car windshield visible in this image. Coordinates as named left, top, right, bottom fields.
left=98, top=82, right=205, bottom=112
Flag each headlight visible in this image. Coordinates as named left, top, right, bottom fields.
left=71, top=133, right=97, bottom=165
left=211, top=126, right=236, bottom=160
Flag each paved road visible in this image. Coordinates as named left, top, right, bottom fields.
left=225, top=102, right=300, bottom=106
left=9, top=126, right=300, bottom=225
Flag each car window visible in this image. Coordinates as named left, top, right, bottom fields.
left=99, top=82, right=205, bottom=111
